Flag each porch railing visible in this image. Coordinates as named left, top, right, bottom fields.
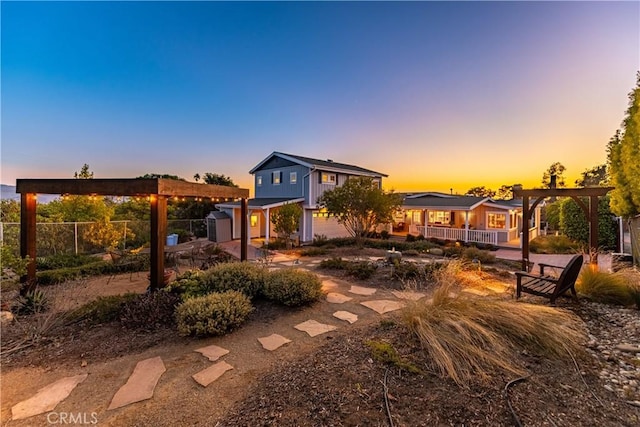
left=414, top=226, right=498, bottom=245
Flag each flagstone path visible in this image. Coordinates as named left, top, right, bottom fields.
left=5, top=254, right=510, bottom=424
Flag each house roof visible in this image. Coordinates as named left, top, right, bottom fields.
left=249, top=152, right=387, bottom=177
left=402, top=195, right=490, bottom=210
left=216, top=197, right=305, bottom=210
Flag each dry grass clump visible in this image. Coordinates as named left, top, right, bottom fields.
left=401, top=263, right=586, bottom=387
left=577, top=267, right=640, bottom=307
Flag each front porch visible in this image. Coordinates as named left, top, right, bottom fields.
left=410, top=224, right=539, bottom=248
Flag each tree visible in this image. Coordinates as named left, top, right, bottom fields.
left=495, top=184, right=517, bottom=200
left=608, top=73, right=640, bottom=218
left=575, top=164, right=609, bottom=187
left=465, top=186, right=496, bottom=198
left=271, top=203, right=303, bottom=248
left=317, top=177, right=403, bottom=241
left=559, top=196, right=617, bottom=250
left=138, top=173, right=185, bottom=181
left=544, top=200, right=562, bottom=231
left=201, top=172, right=238, bottom=187
left=541, top=162, right=566, bottom=188
left=74, top=163, right=94, bottom=179
left=193, top=173, right=201, bottom=182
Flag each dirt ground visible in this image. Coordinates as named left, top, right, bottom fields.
left=2, top=255, right=640, bottom=426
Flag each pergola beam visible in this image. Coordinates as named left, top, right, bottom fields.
left=16, top=178, right=249, bottom=290
left=514, top=187, right=613, bottom=270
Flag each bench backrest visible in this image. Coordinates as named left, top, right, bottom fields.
left=553, top=254, right=584, bottom=297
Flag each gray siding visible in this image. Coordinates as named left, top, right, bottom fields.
left=310, top=171, right=382, bottom=208
left=254, top=164, right=308, bottom=199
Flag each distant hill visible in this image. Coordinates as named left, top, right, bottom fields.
left=1, top=184, right=59, bottom=204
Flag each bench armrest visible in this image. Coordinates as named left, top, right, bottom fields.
left=515, top=271, right=558, bottom=283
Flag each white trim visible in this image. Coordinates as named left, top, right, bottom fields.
left=290, top=171, right=297, bottom=184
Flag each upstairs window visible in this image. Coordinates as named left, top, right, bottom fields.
left=290, top=171, right=297, bottom=184
left=272, top=171, right=282, bottom=185
left=321, top=172, right=336, bottom=184
left=256, top=176, right=262, bottom=186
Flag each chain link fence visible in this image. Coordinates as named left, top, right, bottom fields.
left=0, top=219, right=206, bottom=258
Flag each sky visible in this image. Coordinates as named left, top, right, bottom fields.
left=1, top=1, right=639, bottom=195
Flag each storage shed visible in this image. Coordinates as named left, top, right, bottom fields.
left=207, top=211, right=232, bottom=243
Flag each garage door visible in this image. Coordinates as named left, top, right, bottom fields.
left=312, top=216, right=350, bottom=239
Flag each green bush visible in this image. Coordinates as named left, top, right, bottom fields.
left=529, top=235, right=581, bottom=254
left=405, top=234, right=417, bottom=242
left=17, top=289, right=49, bottom=314
left=68, top=293, right=138, bottom=324
left=36, top=253, right=100, bottom=270
left=299, top=247, right=329, bottom=257
left=560, top=196, right=617, bottom=250
left=36, top=255, right=150, bottom=285
left=175, top=291, right=253, bottom=336
left=166, top=270, right=207, bottom=299
left=262, top=269, right=323, bottom=306
left=319, top=257, right=350, bottom=270
left=461, top=247, right=496, bottom=264
left=380, top=230, right=390, bottom=240
left=391, top=261, right=423, bottom=281
left=403, top=249, right=420, bottom=257
left=200, top=262, right=265, bottom=298
left=346, top=261, right=377, bottom=280
left=424, top=262, right=447, bottom=280
left=120, top=291, right=181, bottom=329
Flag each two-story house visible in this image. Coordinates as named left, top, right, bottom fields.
left=215, top=152, right=387, bottom=243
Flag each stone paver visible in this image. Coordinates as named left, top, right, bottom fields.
left=258, top=334, right=292, bottom=351
left=349, top=285, right=377, bottom=296
left=192, top=361, right=234, bottom=387
left=11, top=374, right=88, bottom=420
left=391, top=290, right=426, bottom=301
left=108, top=356, right=166, bottom=410
left=333, top=311, right=358, bottom=324
left=294, top=319, right=338, bottom=337
left=321, top=279, right=340, bottom=291
left=326, top=292, right=353, bottom=304
left=361, top=300, right=405, bottom=314
left=195, top=344, right=229, bottom=362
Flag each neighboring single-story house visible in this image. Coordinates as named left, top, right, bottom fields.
left=397, top=192, right=541, bottom=246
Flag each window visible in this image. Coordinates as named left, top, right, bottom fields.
left=428, top=211, right=451, bottom=225
left=256, top=176, right=262, bottom=186
left=250, top=214, right=258, bottom=227
left=321, top=173, right=336, bottom=184
left=487, top=213, right=507, bottom=229
left=412, top=211, right=422, bottom=225
left=272, top=171, right=281, bottom=185
left=290, top=171, right=297, bottom=184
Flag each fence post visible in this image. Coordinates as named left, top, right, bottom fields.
left=74, top=222, right=78, bottom=255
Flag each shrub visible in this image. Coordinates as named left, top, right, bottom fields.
left=406, top=234, right=417, bottom=242
left=263, top=239, right=288, bottom=250
left=68, top=293, right=138, bottom=324
left=166, top=270, right=207, bottom=299
left=120, top=291, right=181, bottom=329
left=391, top=261, right=423, bottom=281
left=36, top=254, right=99, bottom=271
left=35, top=255, right=150, bottom=286
left=403, top=249, right=420, bottom=257
left=443, top=245, right=463, bottom=258
left=200, top=262, right=265, bottom=298
left=346, top=261, right=377, bottom=280
left=428, top=248, right=444, bottom=256
left=175, top=291, right=253, bottom=336
left=529, top=235, right=581, bottom=254
left=402, top=282, right=585, bottom=386
left=380, top=230, right=390, bottom=240
left=17, top=289, right=49, bottom=314
left=262, top=269, right=323, bottom=306
left=299, top=247, right=329, bottom=257
left=319, top=257, right=349, bottom=270
left=367, top=340, right=422, bottom=374
left=461, top=247, right=496, bottom=264
left=576, top=268, right=637, bottom=306
left=312, top=234, right=329, bottom=246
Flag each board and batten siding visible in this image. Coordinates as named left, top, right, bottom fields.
left=254, top=164, right=308, bottom=199
left=308, top=171, right=351, bottom=208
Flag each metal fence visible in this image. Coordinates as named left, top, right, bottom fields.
left=0, top=219, right=206, bottom=257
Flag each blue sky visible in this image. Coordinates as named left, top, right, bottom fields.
left=2, top=1, right=638, bottom=194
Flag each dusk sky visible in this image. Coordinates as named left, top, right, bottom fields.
left=2, top=1, right=638, bottom=195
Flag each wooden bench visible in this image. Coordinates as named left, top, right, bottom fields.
left=515, top=254, right=584, bottom=304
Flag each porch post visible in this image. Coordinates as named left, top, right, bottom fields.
left=464, top=211, right=469, bottom=242
left=265, top=207, right=270, bottom=242
left=240, top=198, right=248, bottom=261
left=521, top=195, right=530, bottom=271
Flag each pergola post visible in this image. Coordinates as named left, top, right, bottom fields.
left=589, top=195, right=599, bottom=266
left=240, top=198, right=248, bottom=261
left=19, top=193, right=37, bottom=294
left=149, top=195, right=167, bottom=290
left=521, top=195, right=530, bottom=272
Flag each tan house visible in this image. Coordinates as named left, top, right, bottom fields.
left=397, top=192, right=541, bottom=247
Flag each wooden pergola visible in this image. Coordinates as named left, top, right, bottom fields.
left=514, top=186, right=614, bottom=271
left=16, top=178, right=250, bottom=291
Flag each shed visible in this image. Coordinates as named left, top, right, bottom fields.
left=207, top=211, right=232, bottom=243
